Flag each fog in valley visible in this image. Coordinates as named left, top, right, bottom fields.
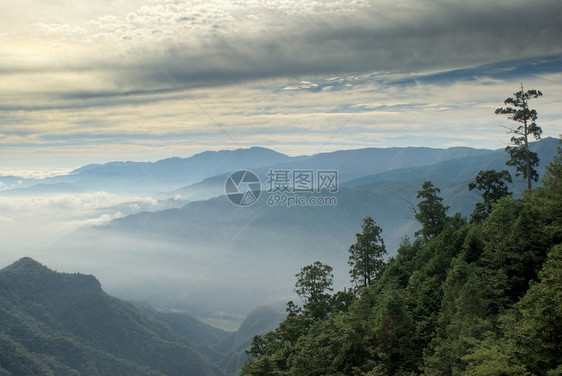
left=1, top=138, right=558, bottom=329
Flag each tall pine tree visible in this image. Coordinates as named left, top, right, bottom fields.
left=495, top=84, right=543, bottom=189
left=348, top=217, right=386, bottom=288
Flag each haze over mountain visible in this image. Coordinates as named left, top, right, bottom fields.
left=27, top=138, right=558, bottom=328
left=165, top=145, right=493, bottom=201
left=0, top=138, right=559, bottom=375
left=0, top=147, right=297, bottom=195
left=344, top=137, right=559, bottom=187
left=1, top=145, right=492, bottom=197
left=3, top=0, right=561, bottom=373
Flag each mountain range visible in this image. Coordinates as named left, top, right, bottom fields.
left=33, top=138, right=559, bottom=325
left=162, top=145, right=494, bottom=201
left=1, top=138, right=559, bottom=374
left=1, top=144, right=493, bottom=196
left=0, top=147, right=296, bottom=195
left=0, top=257, right=282, bottom=376
left=2, top=140, right=555, bottom=201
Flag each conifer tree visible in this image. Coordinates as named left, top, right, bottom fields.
left=415, top=181, right=449, bottom=240
left=348, top=217, right=386, bottom=288
left=495, top=84, right=543, bottom=189
left=468, top=169, right=512, bottom=222
left=294, top=261, right=334, bottom=320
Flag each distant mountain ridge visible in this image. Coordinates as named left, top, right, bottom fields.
left=344, top=137, right=559, bottom=187
left=70, top=146, right=293, bottom=177
left=0, top=147, right=298, bottom=195
left=3, top=141, right=558, bottom=197
left=1, top=145, right=492, bottom=196
left=0, top=176, right=38, bottom=192
left=163, top=145, right=494, bottom=200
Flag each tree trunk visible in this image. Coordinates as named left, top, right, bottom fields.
left=522, top=83, right=532, bottom=190
left=525, top=124, right=531, bottom=190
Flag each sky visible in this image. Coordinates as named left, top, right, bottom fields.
left=1, top=0, right=562, bottom=171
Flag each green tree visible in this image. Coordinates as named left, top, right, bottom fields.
left=294, top=261, right=334, bottom=321
left=462, top=336, right=529, bottom=376
left=415, top=181, right=449, bottom=240
left=242, top=262, right=336, bottom=375
left=348, top=217, right=387, bottom=288
left=468, top=169, right=512, bottom=223
left=242, top=175, right=562, bottom=376
left=423, top=259, right=491, bottom=375
left=505, top=244, right=562, bottom=375
left=495, top=84, right=543, bottom=190
left=243, top=306, right=309, bottom=375
left=289, top=314, right=367, bottom=376
left=365, top=290, right=415, bottom=375
left=541, top=139, right=562, bottom=192
left=480, top=196, right=550, bottom=304
left=331, top=288, right=355, bottom=314
left=382, top=237, right=420, bottom=289
left=532, top=140, right=562, bottom=244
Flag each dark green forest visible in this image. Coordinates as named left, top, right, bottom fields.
left=0, top=258, right=283, bottom=376
left=242, top=144, right=562, bottom=376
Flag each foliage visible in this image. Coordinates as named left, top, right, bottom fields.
left=468, top=169, right=512, bottom=223
left=242, top=151, right=562, bottom=376
left=506, top=244, right=562, bottom=375
left=348, top=217, right=387, bottom=288
left=461, top=335, right=529, bottom=376
left=414, top=181, right=449, bottom=240
left=505, top=146, right=540, bottom=184
left=294, top=261, right=334, bottom=321
left=495, top=85, right=543, bottom=189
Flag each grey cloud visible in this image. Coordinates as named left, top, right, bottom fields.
left=6, top=0, right=561, bottom=80
left=2, top=0, right=561, bottom=111
left=122, top=0, right=562, bottom=88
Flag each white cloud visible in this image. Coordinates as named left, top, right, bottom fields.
left=35, top=23, right=87, bottom=36
left=0, top=192, right=154, bottom=218
left=0, top=215, right=14, bottom=223
left=0, top=69, right=560, bottom=167
left=0, top=169, right=72, bottom=179
left=0, top=191, right=163, bottom=267
left=64, top=212, right=125, bottom=231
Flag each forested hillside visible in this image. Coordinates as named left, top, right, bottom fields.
left=0, top=258, right=282, bottom=376
left=242, top=145, right=562, bottom=375
left=0, top=257, right=227, bottom=376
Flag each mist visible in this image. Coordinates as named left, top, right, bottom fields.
left=0, top=138, right=558, bottom=329
left=0, top=184, right=344, bottom=324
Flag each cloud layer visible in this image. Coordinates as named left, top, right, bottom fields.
left=0, top=191, right=161, bottom=266
left=0, top=0, right=561, bottom=167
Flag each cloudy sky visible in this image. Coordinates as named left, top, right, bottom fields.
left=1, top=0, right=561, bottom=170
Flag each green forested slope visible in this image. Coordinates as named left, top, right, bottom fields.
left=215, top=307, right=285, bottom=375
left=242, top=145, right=562, bottom=376
left=0, top=258, right=225, bottom=376
left=0, top=257, right=286, bottom=376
